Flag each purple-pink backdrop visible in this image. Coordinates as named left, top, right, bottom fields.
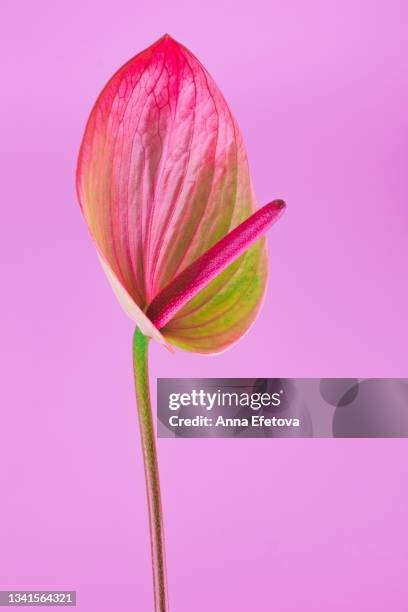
left=1, top=1, right=407, bottom=610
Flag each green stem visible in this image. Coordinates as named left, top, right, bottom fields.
left=132, top=327, right=169, bottom=612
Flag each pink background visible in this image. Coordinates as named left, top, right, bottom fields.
left=1, top=1, right=407, bottom=610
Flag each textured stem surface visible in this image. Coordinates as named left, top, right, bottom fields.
left=132, top=327, right=168, bottom=612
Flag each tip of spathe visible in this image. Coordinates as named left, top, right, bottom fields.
left=161, top=33, right=175, bottom=43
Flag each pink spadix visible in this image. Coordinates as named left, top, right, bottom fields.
left=147, top=200, right=286, bottom=329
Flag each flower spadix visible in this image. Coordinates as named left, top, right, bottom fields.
left=77, top=35, right=285, bottom=353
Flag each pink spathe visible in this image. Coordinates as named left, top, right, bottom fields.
left=77, top=35, right=283, bottom=353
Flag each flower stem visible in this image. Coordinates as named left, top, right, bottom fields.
left=132, top=327, right=169, bottom=612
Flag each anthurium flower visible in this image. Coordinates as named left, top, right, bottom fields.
left=77, top=34, right=285, bottom=354
left=76, top=34, right=285, bottom=612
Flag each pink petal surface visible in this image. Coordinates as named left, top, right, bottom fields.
left=77, top=35, right=278, bottom=353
